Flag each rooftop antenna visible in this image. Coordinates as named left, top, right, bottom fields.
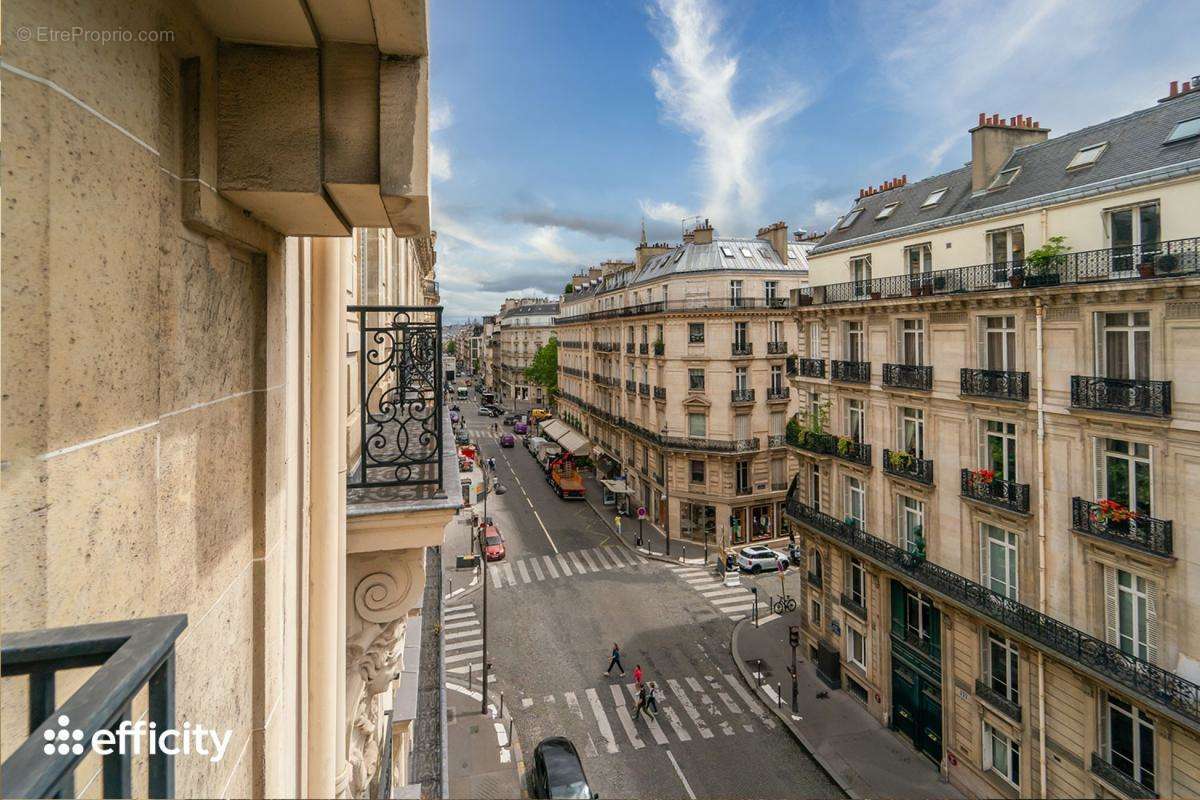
left=640, top=216, right=647, bottom=246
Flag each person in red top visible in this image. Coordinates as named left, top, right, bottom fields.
left=633, top=665, right=643, bottom=686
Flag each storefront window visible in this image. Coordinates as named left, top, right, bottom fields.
left=680, top=502, right=716, bottom=544
left=751, top=504, right=774, bottom=540
left=731, top=508, right=748, bottom=544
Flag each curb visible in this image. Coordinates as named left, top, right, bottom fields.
left=730, top=618, right=857, bottom=800
left=580, top=491, right=710, bottom=569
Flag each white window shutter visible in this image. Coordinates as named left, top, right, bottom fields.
left=978, top=316, right=988, bottom=369
left=979, top=523, right=990, bottom=588
left=978, top=421, right=988, bottom=469
left=1146, top=580, right=1161, bottom=664
left=1103, top=566, right=1119, bottom=646
left=1093, top=437, right=1106, bottom=501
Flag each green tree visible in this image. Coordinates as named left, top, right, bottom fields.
left=564, top=282, right=574, bottom=294
left=446, top=341, right=457, bottom=355
left=525, top=336, right=558, bottom=394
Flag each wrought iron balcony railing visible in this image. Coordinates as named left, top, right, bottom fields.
left=961, top=368, right=1029, bottom=401
left=1070, top=376, right=1172, bottom=417
left=731, top=388, right=756, bottom=403
left=1071, top=497, right=1173, bottom=557
left=663, top=436, right=760, bottom=453
left=732, top=342, right=753, bottom=357
left=961, top=470, right=1031, bottom=513
left=594, top=342, right=618, bottom=352
left=639, top=342, right=649, bottom=355
left=883, top=449, right=934, bottom=485
left=974, top=679, right=1022, bottom=723
left=555, top=295, right=802, bottom=324
left=638, top=382, right=650, bottom=397
left=767, top=387, right=790, bottom=401
left=767, top=341, right=789, bottom=354
left=768, top=434, right=787, bottom=448
left=797, top=358, right=826, bottom=379
left=653, top=341, right=665, bottom=356
left=1090, top=752, right=1157, bottom=800
left=653, top=387, right=666, bottom=401
left=786, top=355, right=798, bottom=377
left=840, top=593, right=867, bottom=620
left=783, top=488, right=1200, bottom=727
left=348, top=306, right=444, bottom=492
left=736, top=484, right=753, bottom=496
left=626, top=343, right=635, bottom=353
left=625, top=379, right=636, bottom=393
left=831, top=360, right=871, bottom=383
left=561, top=366, right=584, bottom=378
left=2, top=615, right=187, bottom=798
left=883, top=363, right=933, bottom=391
left=786, top=429, right=872, bottom=467
left=795, top=236, right=1200, bottom=305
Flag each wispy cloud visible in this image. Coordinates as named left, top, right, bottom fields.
left=430, top=100, right=454, bottom=181
left=648, top=0, right=808, bottom=233
left=501, top=209, right=635, bottom=241
left=527, top=226, right=581, bottom=264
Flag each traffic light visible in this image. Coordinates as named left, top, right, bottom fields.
left=789, top=625, right=801, bottom=647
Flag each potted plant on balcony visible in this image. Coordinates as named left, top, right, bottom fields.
left=968, top=467, right=995, bottom=490
left=887, top=449, right=915, bottom=471
left=1025, top=235, right=1070, bottom=287
left=1008, top=266, right=1025, bottom=289
left=1155, top=252, right=1179, bottom=274
left=1137, top=258, right=1156, bottom=278
left=837, top=436, right=853, bottom=458
left=1091, top=499, right=1134, bottom=527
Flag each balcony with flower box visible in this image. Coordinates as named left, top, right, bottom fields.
left=883, top=449, right=933, bottom=485
left=961, top=469, right=1030, bottom=514
left=1071, top=497, right=1173, bottom=558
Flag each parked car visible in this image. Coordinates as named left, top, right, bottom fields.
left=530, top=737, right=595, bottom=799
left=499, top=433, right=515, bottom=448
left=455, top=431, right=470, bottom=445
left=514, top=422, right=529, bottom=435
left=449, top=411, right=460, bottom=425
left=478, top=406, right=497, bottom=417
left=530, top=408, right=551, bottom=423
left=482, top=526, right=506, bottom=561
left=737, top=545, right=789, bottom=574
left=503, top=414, right=518, bottom=426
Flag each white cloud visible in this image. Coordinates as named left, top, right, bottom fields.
left=648, top=0, right=808, bottom=234
left=810, top=198, right=845, bottom=227
left=430, top=100, right=453, bottom=181
left=639, top=199, right=691, bottom=224
left=527, top=226, right=581, bottom=264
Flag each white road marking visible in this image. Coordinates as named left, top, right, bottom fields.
left=445, top=638, right=484, bottom=652
left=502, top=563, right=517, bottom=587
left=686, top=676, right=733, bottom=736
left=445, top=603, right=474, bottom=613
left=700, top=586, right=753, bottom=599
left=667, top=750, right=697, bottom=800
left=609, top=684, right=645, bottom=749
left=758, top=613, right=781, bottom=624
left=579, top=549, right=601, bottom=572
left=532, top=510, right=559, bottom=553
left=444, top=629, right=481, bottom=641
left=710, top=594, right=756, bottom=607
left=543, top=555, right=561, bottom=579
left=625, top=684, right=668, bottom=745
left=591, top=548, right=614, bottom=569
left=517, top=560, right=532, bottom=584
left=444, top=649, right=483, bottom=664
left=522, top=698, right=534, bottom=708
left=659, top=703, right=691, bottom=742
left=568, top=551, right=588, bottom=574
left=443, top=610, right=477, bottom=622
left=584, top=689, right=619, bottom=754
left=723, top=673, right=776, bottom=729
left=489, top=567, right=502, bottom=589
left=528, top=557, right=545, bottom=581
left=605, top=546, right=634, bottom=567
left=555, top=553, right=573, bottom=577
left=443, top=620, right=479, bottom=631
left=666, top=678, right=713, bottom=739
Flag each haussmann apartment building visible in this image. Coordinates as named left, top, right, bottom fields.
left=495, top=298, right=559, bottom=409
left=555, top=221, right=813, bottom=547
left=782, top=78, right=1200, bottom=798
left=1, top=2, right=460, bottom=798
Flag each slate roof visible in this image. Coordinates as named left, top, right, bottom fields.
left=814, top=92, right=1200, bottom=254
left=499, top=301, right=559, bottom=319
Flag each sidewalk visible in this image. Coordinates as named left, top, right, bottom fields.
left=731, top=616, right=963, bottom=800
left=445, top=682, right=524, bottom=800
left=580, top=473, right=709, bottom=566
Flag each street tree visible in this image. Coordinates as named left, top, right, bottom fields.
left=525, top=336, right=558, bottom=395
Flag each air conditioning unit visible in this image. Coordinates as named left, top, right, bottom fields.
left=816, top=640, right=842, bottom=690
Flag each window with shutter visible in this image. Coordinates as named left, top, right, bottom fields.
left=1093, top=437, right=1106, bottom=501
left=1146, top=581, right=1161, bottom=664
left=1103, top=565, right=1119, bottom=646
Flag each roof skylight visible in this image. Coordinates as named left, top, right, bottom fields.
left=720, top=246, right=734, bottom=258
left=987, top=167, right=1020, bottom=190
left=839, top=208, right=864, bottom=229
left=1165, top=116, right=1200, bottom=144
left=1066, top=142, right=1107, bottom=169
left=739, top=247, right=753, bottom=257
left=921, top=188, right=947, bottom=208
left=875, top=202, right=900, bottom=220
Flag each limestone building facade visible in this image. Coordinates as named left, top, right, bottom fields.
left=496, top=298, right=559, bottom=408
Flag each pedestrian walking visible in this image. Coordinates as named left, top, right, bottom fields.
left=634, top=683, right=650, bottom=720
left=603, top=643, right=625, bottom=677
left=633, top=664, right=643, bottom=686
left=647, top=682, right=660, bottom=717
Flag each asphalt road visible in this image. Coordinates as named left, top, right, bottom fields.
left=444, top=399, right=844, bottom=800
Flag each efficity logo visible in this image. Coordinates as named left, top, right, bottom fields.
left=43, top=715, right=232, bottom=763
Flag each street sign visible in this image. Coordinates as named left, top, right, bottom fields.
left=636, top=506, right=647, bottom=519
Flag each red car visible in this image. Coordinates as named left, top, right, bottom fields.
left=499, top=433, right=515, bottom=448
left=482, top=526, right=506, bottom=561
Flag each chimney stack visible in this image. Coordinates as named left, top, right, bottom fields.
left=756, top=221, right=789, bottom=262
left=691, top=218, right=714, bottom=245
left=1159, top=75, right=1200, bottom=103
left=970, top=112, right=1049, bottom=192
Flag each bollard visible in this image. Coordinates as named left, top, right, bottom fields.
left=500, top=691, right=505, bottom=717
left=468, top=663, right=473, bottom=692
left=681, top=545, right=686, bottom=563
left=777, top=683, right=782, bottom=708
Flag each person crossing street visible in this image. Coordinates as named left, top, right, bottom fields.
left=634, top=682, right=650, bottom=720
left=633, top=664, right=643, bottom=687
left=603, top=643, right=625, bottom=677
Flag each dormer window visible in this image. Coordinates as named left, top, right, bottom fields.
left=839, top=208, right=864, bottom=229
left=876, top=202, right=900, bottom=220
left=988, top=167, right=1021, bottom=190
left=1165, top=116, right=1200, bottom=144
left=740, top=247, right=753, bottom=257
left=674, top=249, right=686, bottom=262
left=921, top=188, right=947, bottom=208
left=1067, top=142, right=1107, bottom=170
left=720, top=246, right=734, bottom=258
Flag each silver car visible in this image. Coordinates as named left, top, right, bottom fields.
left=736, top=545, right=789, bottom=574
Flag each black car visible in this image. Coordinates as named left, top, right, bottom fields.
left=530, top=737, right=595, bottom=799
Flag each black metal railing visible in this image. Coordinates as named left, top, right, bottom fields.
left=1071, top=497, right=1173, bottom=557
left=736, top=484, right=753, bottom=496
left=768, top=434, right=787, bottom=448
left=1090, top=753, right=1156, bottom=800
left=562, top=366, right=584, bottom=378
left=554, top=295, right=809, bottom=324
left=767, top=387, right=790, bottom=401
left=808, top=571, right=823, bottom=589
left=798, top=358, right=826, bottom=379
left=639, top=342, right=649, bottom=355
left=783, top=487, right=1200, bottom=726
left=786, top=429, right=872, bottom=467
left=883, top=363, right=933, bottom=391
left=883, top=449, right=934, bottom=484
left=2, top=615, right=187, bottom=798
left=975, top=679, right=1022, bottom=723
left=831, top=360, right=871, bottom=383
left=799, top=236, right=1200, bottom=305
left=841, top=593, right=867, bottom=620
left=786, top=355, right=798, bottom=377
left=664, top=436, right=760, bottom=453
left=653, top=387, right=666, bottom=400
left=1070, top=376, right=1172, bottom=417
left=961, top=470, right=1031, bottom=513
left=594, top=342, right=618, bottom=352
left=767, top=341, right=789, bottom=354
left=638, top=382, right=650, bottom=397
left=626, top=343, right=635, bottom=353
left=625, top=379, right=636, bottom=393
left=731, top=389, right=756, bottom=403
left=349, top=306, right=443, bottom=491
left=560, top=340, right=583, bottom=349
left=961, top=368, right=1030, bottom=401
left=732, top=342, right=753, bottom=357
left=653, top=341, right=665, bottom=356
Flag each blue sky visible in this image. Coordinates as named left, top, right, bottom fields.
left=430, top=0, right=1199, bottom=321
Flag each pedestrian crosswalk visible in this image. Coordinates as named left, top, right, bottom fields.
left=442, top=603, right=495, bottom=685
left=666, top=564, right=780, bottom=624
left=516, top=673, right=775, bottom=758
left=486, top=546, right=648, bottom=590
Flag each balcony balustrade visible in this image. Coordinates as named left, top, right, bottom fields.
left=883, top=363, right=933, bottom=391
left=638, top=382, right=650, bottom=397
left=736, top=484, right=753, bottom=496
left=653, top=341, right=665, bottom=356
left=883, top=449, right=933, bottom=485
left=974, top=679, right=1022, bottom=723
left=626, top=343, right=635, bottom=353
left=1070, top=376, right=1172, bottom=417
left=961, top=368, right=1030, bottom=401
left=767, top=434, right=787, bottom=448
left=1071, top=497, right=1173, bottom=557
left=782, top=489, right=1200, bottom=727
left=653, top=387, right=666, bottom=401
left=786, top=355, right=798, bottom=377
left=639, top=342, right=649, bottom=355
left=731, top=388, right=756, bottom=404
left=625, top=379, right=636, bottom=393
left=831, top=360, right=871, bottom=383
left=767, top=341, right=789, bottom=355
left=961, top=470, right=1030, bottom=513
left=797, top=358, right=826, bottom=379
left=731, top=342, right=753, bottom=357
left=767, top=387, right=790, bottom=401
left=1090, top=753, right=1157, bottom=800
left=840, top=592, right=867, bottom=620
left=786, top=429, right=872, bottom=467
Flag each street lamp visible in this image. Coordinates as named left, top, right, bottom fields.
left=477, top=460, right=491, bottom=714
left=659, top=424, right=670, bottom=557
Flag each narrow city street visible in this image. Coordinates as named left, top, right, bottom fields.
left=444, top=400, right=843, bottom=799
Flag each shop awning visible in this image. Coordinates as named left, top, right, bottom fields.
left=540, top=419, right=570, bottom=440
left=558, top=430, right=592, bottom=456
left=600, top=479, right=633, bottom=494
